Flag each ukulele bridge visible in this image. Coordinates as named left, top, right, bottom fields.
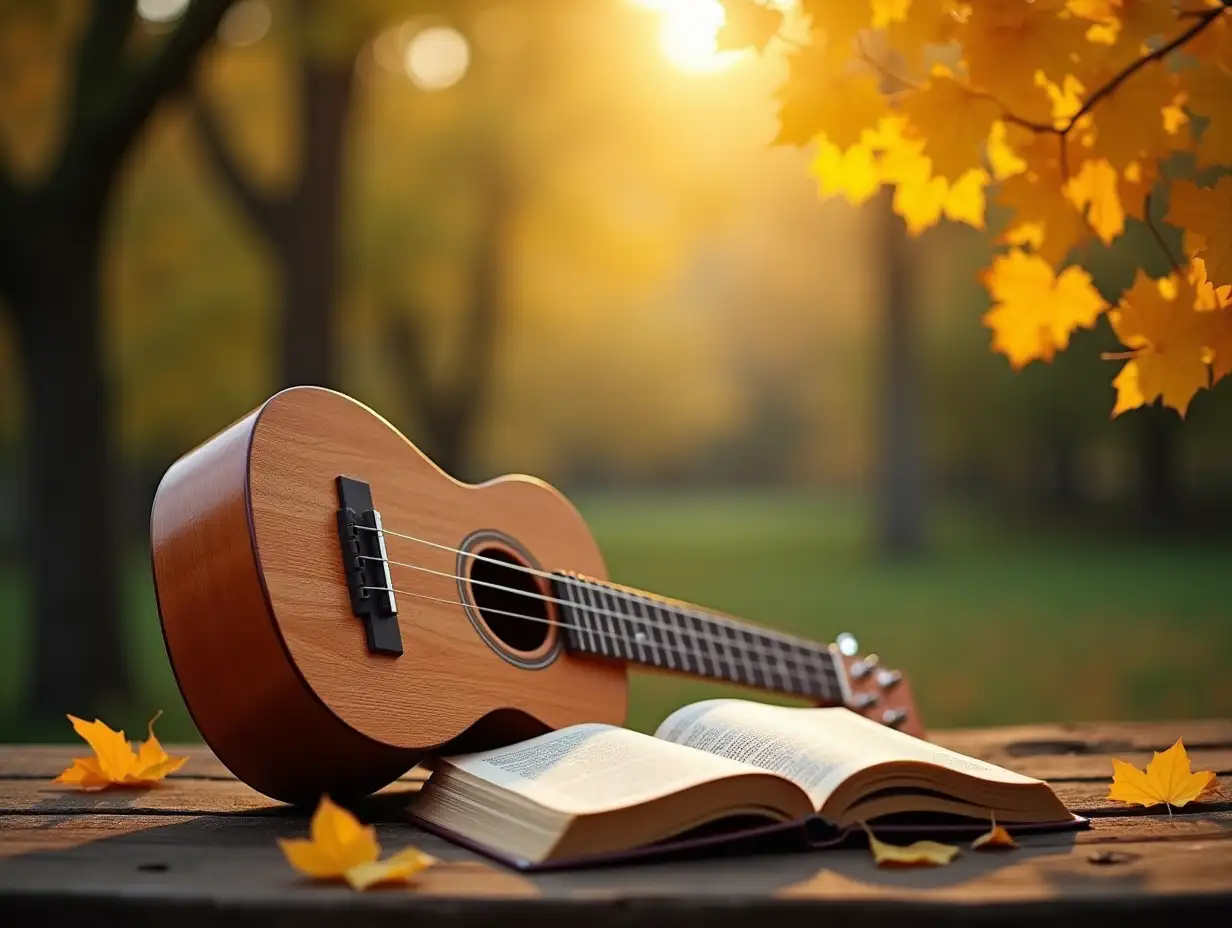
left=335, top=476, right=403, bottom=656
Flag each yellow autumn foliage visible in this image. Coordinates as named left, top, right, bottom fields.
left=721, top=0, right=1232, bottom=418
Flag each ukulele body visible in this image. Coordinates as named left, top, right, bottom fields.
left=151, top=386, right=627, bottom=803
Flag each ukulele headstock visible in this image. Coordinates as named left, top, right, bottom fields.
left=832, top=632, right=925, bottom=739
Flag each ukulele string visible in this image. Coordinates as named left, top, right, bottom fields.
left=361, top=581, right=833, bottom=694
left=354, top=523, right=843, bottom=658
left=357, top=553, right=835, bottom=675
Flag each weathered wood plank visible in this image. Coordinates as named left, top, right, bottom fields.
left=4, top=753, right=1229, bottom=819
left=933, top=720, right=1232, bottom=760
left=0, top=745, right=430, bottom=783
left=985, top=750, right=1232, bottom=782
left=0, top=813, right=1229, bottom=927
left=775, top=836, right=1232, bottom=903
left=1051, top=776, right=1232, bottom=816
left=0, top=778, right=425, bottom=816
left=7, top=721, right=1226, bottom=782
left=0, top=745, right=235, bottom=780
left=2, top=723, right=1230, bottom=926
left=3, top=807, right=1224, bottom=859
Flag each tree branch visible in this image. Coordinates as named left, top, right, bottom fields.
left=57, top=0, right=235, bottom=199
left=1062, top=7, right=1225, bottom=133
left=191, top=92, right=285, bottom=238
left=1143, top=191, right=1183, bottom=274
left=68, top=0, right=137, bottom=134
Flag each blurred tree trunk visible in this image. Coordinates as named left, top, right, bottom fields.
left=383, top=156, right=511, bottom=479
left=8, top=218, right=125, bottom=714
left=193, top=60, right=353, bottom=389
left=874, top=185, right=925, bottom=557
left=1139, top=405, right=1180, bottom=530
left=0, top=0, right=233, bottom=719
left=1046, top=432, right=1080, bottom=508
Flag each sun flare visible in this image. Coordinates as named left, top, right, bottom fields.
left=635, top=0, right=741, bottom=73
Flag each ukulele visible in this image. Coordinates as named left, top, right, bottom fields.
left=151, top=386, right=922, bottom=804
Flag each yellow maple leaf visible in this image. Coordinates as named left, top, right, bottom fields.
left=900, top=68, right=1001, bottom=182
left=972, top=815, right=1018, bottom=851
left=958, top=0, right=1089, bottom=122
left=983, top=250, right=1105, bottom=368
left=716, top=0, right=784, bottom=53
left=987, top=120, right=1028, bottom=180
left=810, top=139, right=881, bottom=206
left=775, top=49, right=886, bottom=149
left=998, top=173, right=1092, bottom=266
left=53, top=712, right=187, bottom=790
left=944, top=169, right=989, bottom=230
left=1206, top=309, right=1232, bottom=385
left=1188, top=5, right=1230, bottom=71
left=1167, top=177, right=1232, bottom=294
left=1108, top=272, right=1214, bottom=417
left=1070, top=0, right=1182, bottom=60
left=863, top=824, right=959, bottom=868
left=1065, top=157, right=1123, bottom=245
left=1180, top=64, right=1232, bottom=170
left=1118, top=159, right=1157, bottom=222
left=800, top=0, right=870, bottom=58
left=874, top=118, right=987, bottom=234
left=884, top=0, right=961, bottom=61
left=1107, top=738, right=1217, bottom=813
left=279, top=796, right=436, bottom=891
left=872, top=0, right=911, bottom=29
left=1080, top=62, right=1184, bottom=169
left=1191, top=257, right=1232, bottom=313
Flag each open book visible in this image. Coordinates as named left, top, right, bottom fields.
left=407, top=699, right=1083, bottom=870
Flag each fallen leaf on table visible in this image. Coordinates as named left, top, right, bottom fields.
left=861, top=823, right=959, bottom=868
left=972, top=817, right=1017, bottom=851
left=53, top=711, right=187, bottom=789
left=1107, top=738, right=1216, bottom=814
left=278, top=795, right=436, bottom=891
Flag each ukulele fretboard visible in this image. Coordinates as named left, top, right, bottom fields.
left=550, top=573, right=845, bottom=704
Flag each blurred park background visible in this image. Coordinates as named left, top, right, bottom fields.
left=0, top=0, right=1229, bottom=744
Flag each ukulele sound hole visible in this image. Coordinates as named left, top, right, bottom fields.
left=469, top=548, right=550, bottom=654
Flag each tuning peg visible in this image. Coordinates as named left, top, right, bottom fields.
left=850, top=653, right=880, bottom=678
left=875, top=668, right=902, bottom=689
left=881, top=708, right=908, bottom=728
left=835, top=632, right=859, bottom=656
left=850, top=693, right=879, bottom=709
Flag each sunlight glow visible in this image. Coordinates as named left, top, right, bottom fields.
left=635, top=0, right=741, bottom=73
left=404, top=26, right=470, bottom=91
left=219, top=0, right=272, bottom=47
left=137, top=0, right=189, bottom=23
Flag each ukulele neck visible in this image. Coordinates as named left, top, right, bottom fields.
left=550, top=572, right=849, bottom=706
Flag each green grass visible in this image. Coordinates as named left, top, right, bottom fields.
left=2, top=489, right=1230, bottom=743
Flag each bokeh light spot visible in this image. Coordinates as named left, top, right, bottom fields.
left=137, top=0, right=190, bottom=24
left=404, top=26, right=471, bottom=91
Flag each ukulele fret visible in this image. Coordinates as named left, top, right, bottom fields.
left=551, top=573, right=849, bottom=706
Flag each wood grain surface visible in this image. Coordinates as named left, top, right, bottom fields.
left=2, top=719, right=1229, bottom=926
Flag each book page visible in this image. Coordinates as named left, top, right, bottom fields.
left=655, top=699, right=1042, bottom=809
left=441, top=722, right=778, bottom=816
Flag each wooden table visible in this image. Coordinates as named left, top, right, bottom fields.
left=2, top=720, right=1230, bottom=926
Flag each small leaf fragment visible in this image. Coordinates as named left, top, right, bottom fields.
left=972, top=821, right=1017, bottom=851
left=863, top=824, right=959, bottom=868
left=279, top=796, right=436, bottom=891
left=345, top=847, right=437, bottom=891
